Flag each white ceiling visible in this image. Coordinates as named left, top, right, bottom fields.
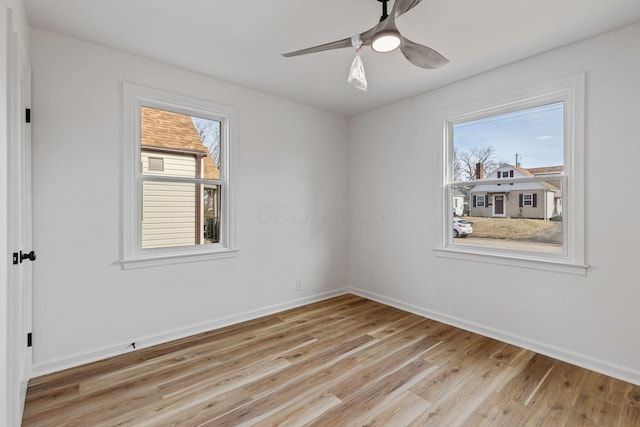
left=23, top=0, right=640, bottom=116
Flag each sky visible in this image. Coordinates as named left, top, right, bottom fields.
left=453, top=102, right=564, bottom=169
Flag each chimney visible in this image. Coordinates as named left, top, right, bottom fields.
left=475, top=162, right=484, bottom=180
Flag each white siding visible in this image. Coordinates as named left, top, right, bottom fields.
left=141, top=151, right=197, bottom=248
left=453, top=195, right=464, bottom=216
left=141, top=151, right=196, bottom=178
left=545, top=191, right=557, bottom=219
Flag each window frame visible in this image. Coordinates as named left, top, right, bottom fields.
left=121, top=83, right=238, bottom=269
left=522, top=193, right=533, bottom=207
left=434, top=74, right=586, bottom=275
left=147, top=156, right=164, bottom=172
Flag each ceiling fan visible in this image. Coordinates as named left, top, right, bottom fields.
left=282, top=0, right=448, bottom=69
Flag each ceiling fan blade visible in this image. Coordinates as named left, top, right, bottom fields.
left=284, top=19, right=384, bottom=55
left=395, top=0, right=423, bottom=17
left=281, top=37, right=352, bottom=57
left=400, top=37, right=448, bottom=69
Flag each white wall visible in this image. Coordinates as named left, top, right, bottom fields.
left=349, top=23, right=640, bottom=384
left=29, top=30, right=349, bottom=374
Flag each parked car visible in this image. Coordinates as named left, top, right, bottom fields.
left=453, top=218, right=473, bottom=238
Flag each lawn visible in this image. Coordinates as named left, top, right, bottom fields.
left=464, top=216, right=556, bottom=240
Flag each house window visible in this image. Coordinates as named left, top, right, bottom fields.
left=440, top=74, right=586, bottom=275
left=147, top=157, right=164, bottom=172
left=122, top=83, right=237, bottom=269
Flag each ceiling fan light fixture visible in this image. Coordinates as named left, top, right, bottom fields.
left=371, top=30, right=402, bottom=53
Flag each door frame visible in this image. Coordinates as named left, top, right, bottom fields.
left=492, top=194, right=506, bottom=217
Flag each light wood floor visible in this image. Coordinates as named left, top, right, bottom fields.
left=23, top=294, right=640, bottom=426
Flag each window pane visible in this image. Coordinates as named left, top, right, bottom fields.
left=453, top=102, right=564, bottom=182
left=141, top=182, right=221, bottom=249
left=450, top=102, right=564, bottom=255
left=140, top=106, right=221, bottom=180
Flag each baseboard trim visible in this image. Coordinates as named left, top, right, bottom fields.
left=31, top=288, right=349, bottom=378
left=350, top=287, right=640, bottom=386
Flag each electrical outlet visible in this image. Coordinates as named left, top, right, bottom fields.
left=296, top=280, right=302, bottom=291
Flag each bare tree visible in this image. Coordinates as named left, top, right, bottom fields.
left=454, top=146, right=501, bottom=181
left=192, top=117, right=221, bottom=167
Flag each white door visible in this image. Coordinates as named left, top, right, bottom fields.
left=8, top=26, right=33, bottom=420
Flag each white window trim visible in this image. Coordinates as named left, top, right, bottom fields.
left=476, top=195, right=486, bottom=208
left=435, top=73, right=586, bottom=275
left=121, top=83, right=238, bottom=269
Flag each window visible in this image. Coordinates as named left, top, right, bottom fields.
left=122, top=84, right=237, bottom=268
left=436, top=74, right=586, bottom=275
left=147, top=157, right=164, bottom=171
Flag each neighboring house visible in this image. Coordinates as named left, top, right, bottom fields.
left=469, top=163, right=562, bottom=219
left=453, top=189, right=466, bottom=216
left=140, top=106, right=220, bottom=248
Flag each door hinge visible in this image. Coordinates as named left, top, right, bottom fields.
left=26, top=108, right=31, bottom=123
left=13, top=252, right=19, bottom=265
left=27, top=332, right=32, bottom=347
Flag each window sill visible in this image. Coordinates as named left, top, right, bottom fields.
left=120, top=248, right=238, bottom=270
left=433, top=247, right=587, bottom=276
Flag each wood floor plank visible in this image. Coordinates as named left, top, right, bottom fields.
left=199, top=357, right=365, bottom=426
left=492, top=352, right=557, bottom=406
left=330, top=336, right=440, bottom=400
left=490, top=343, right=529, bottom=367
left=410, top=335, right=507, bottom=403
left=307, top=358, right=438, bottom=426
left=618, top=403, right=640, bottom=427
left=249, top=390, right=342, bottom=427
left=358, top=389, right=431, bottom=426
left=579, top=371, right=637, bottom=409
left=461, top=391, right=530, bottom=427
left=352, top=325, right=441, bottom=367
left=521, top=360, right=587, bottom=426
left=22, top=295, right=640, bottom=426
left=366, top=312, right=426, bottom=340
left=566, top=393, right=621, bottom=426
